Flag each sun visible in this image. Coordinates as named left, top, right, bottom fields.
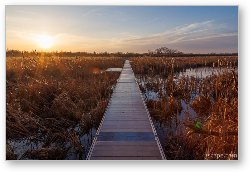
left=35, top=34, right=54, bottom=49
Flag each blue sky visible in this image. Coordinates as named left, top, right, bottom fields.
left=6, top=6, right=238, bottom=53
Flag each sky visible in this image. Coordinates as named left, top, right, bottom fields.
left=6, top=6, right=238, bottom=53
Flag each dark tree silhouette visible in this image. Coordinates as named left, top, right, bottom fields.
left=154, top=47, right=183, bottom=56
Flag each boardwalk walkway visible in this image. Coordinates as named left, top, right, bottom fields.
left=87, top=60, right=165, bottom=160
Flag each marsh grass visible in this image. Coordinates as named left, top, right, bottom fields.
left=131, top=56, right=238, bottom=160
left=6, top=55, right=124, bottom=159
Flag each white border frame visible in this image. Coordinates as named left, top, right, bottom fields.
left=1, top=1, right=249, bottom=172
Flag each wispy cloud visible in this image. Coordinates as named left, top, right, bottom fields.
left=115, top=20, right=237, bottom=53
left=122, top=20, right=235, bottom=44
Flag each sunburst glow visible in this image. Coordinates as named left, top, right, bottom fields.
left=35, top=35, right=54, bottom=49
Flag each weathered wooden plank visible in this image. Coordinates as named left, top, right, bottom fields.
left=90, top=156, right=162, bottom=160
left=101, top=125, right=152, bottom=131
left=101, top=121, right=152, bottom=127
left=101, top=128, right=154, bottom=132
left=95, top=141, right=159, bottom=146
left=104, top=117, right=149, bottom=121
left=93, top=145, right=159, bottom=152
left=91, top=148, right=161, bottom=157
left=97, top=132, right=155, bottom=141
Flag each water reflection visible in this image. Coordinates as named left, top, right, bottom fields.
left=177, top=67, right=237, bottom=79
left=9, top=127, right=96, bottom=160
left=136, top=67, right=232, bottom=158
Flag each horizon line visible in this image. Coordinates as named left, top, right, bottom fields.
left=6, top=49, right=238, bottom=55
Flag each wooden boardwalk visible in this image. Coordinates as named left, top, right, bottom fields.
left=87, top=60, right=165, bottom=160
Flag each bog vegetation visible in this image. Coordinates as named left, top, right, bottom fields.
left=6, top=54, right=124, bottom=159
left=6, top=49, right=238, bottom=160
left=131, top=56, right=238, bottom=160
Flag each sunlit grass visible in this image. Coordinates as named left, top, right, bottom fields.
left=6, top=55, right=125, bottom=159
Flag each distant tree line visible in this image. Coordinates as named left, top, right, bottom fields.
left=6, top=49, right=142, bottom=58
left=148, top=47, right=183, bottom=56
left=6, top=47, right=238, bottom=58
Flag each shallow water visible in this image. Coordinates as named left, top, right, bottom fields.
left=144, top=90, right=159, bottom=101
left=152, top=99, right=198, bottom=155
left=8, top=139, right=43, bottom=159
left=9, top=127, right=97, bottom=160
left=177, top=67, right=236, bottom=79
left=106, top=68, right=123, bottom=72
left=136, top=67, right=227, bottom=157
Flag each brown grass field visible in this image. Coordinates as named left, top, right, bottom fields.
left=6, top=55, right=125, bottom=159
left=6, top=54, right=238, bottom=160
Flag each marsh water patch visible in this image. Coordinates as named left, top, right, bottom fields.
left=8, top=127, right=97, bottom=160
left=135, top=66, right=237, bottom=159
left=177, top=67, right=237, bottom=79
left=106, top=68, right=123, bottom=72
